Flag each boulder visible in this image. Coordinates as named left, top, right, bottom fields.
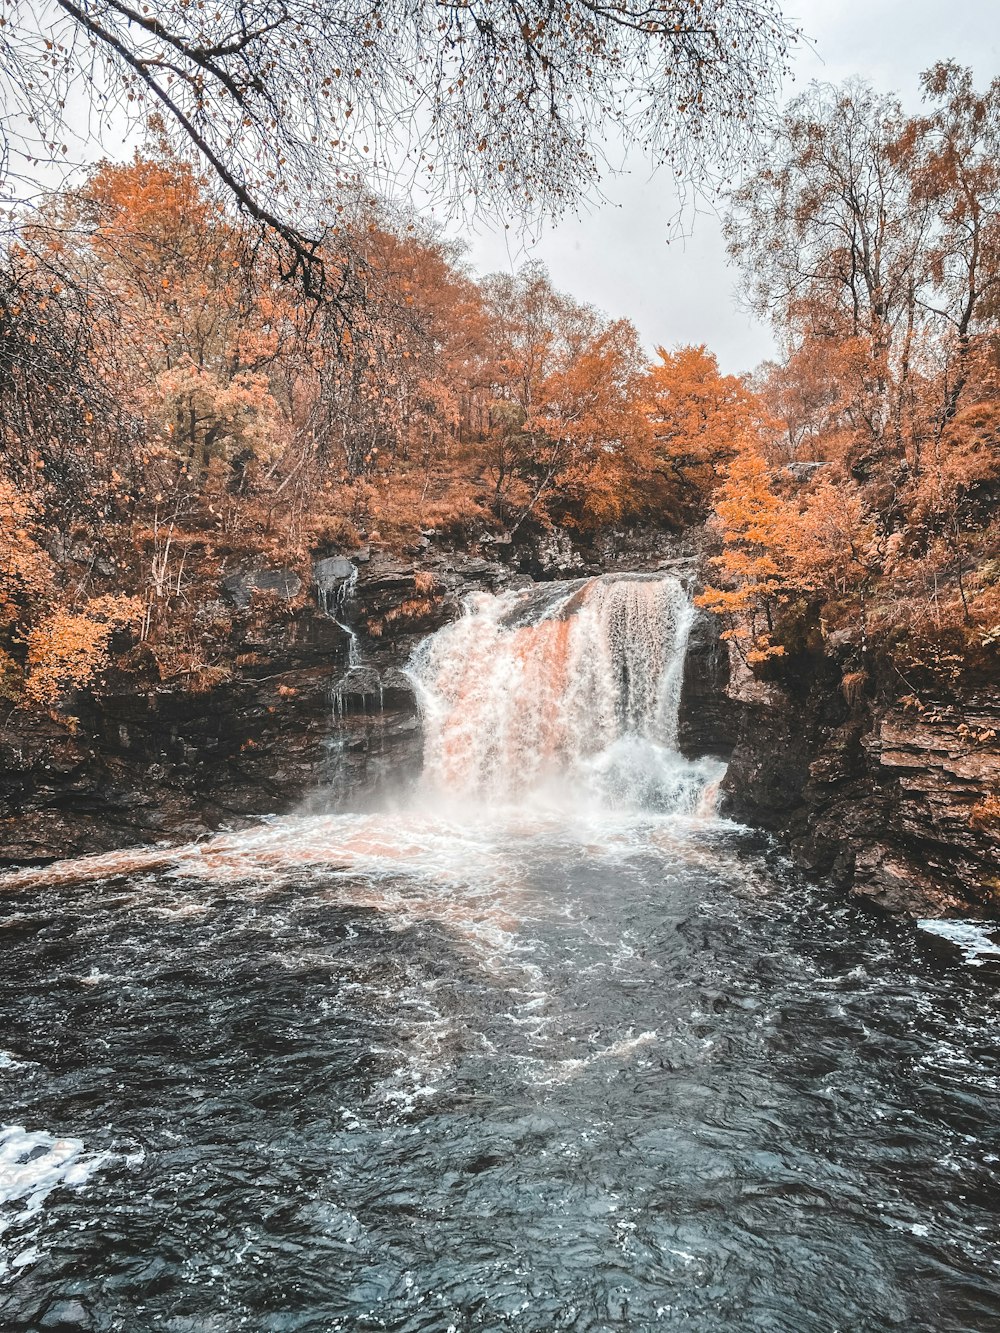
left=314, top=555, right=356, bottom=591
left=221, top=566, right=302, bottom=608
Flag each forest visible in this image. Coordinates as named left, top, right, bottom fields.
left=2, top=64, right=998, bottom=722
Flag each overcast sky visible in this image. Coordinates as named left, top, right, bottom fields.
left=455, top=1, right=1000, bottom=375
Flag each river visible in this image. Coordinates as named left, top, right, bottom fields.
left=1, top=574, right=998, bottom=1331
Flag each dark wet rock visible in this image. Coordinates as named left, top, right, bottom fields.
left=677, top=610, right=742, bottom=760
left=847, top=705, right=1000, bottom=915
left=784, top=461, right=831, bottom=483
left=40, top=1300, right=92, bottom=1329
left=721, top=662, right=1000, bottom=917
left=586, top=526, right=698, bottom=577
left=314, top=554, right=355, bottom=585
left=221, top=566, right=302, bottom=609
left=0, top=596, right=353, bottom=864
left=519, top=527, right=585, bottom=578
left=451, top=557, right=496, bottom=578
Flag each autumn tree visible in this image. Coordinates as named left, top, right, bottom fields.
left=477, top=265, right=593, bottom=520
left=727, top=81, right=931, bottom=470
left=753, top=345, right=858, bottom=465
left=524, top=318, right=651, bottom=531
left=0, top=470, right=50, bottom=695
left=310, top=219, right=484, bottom=481
left=642, top=344, right=773, bottom=523
left=902, top=392, right=1000, bottom=625
left=69, top=153, right=292, bottom=484
left=696, top=446, right=797, bottom=663
left=700, top=446, right=890, bottom=665
left=729, top=68, right=1000, bottom=476
left=0, top=234, right=138, bottom=510
left=0, top=462, right=146, bottom=704
left=476, top=264, right=653, bottom=532
left=25, top=596, right=145, bottom=705
left=910, top=63, right=1000, bottom=437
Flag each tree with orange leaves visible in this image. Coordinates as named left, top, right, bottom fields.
left=0, top=471, right=52, bottom=697
left=696, top=446, right=797, bottom=664
left=73, top=152, right=291, bottom=483
left=642, top=345, right=774, bottom=524
left=25, top=596, right=145, bottom=706
left=525, top=319, right=650, bottom=532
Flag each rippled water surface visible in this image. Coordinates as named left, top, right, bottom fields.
left=1, top=807, right=999, bottom=1332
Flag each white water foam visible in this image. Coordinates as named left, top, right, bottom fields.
left=917, top=919, right=1000, bottom=967
left=0, top=572, right=730, bottom=1012
left=408, top=572, right=721, bottom=813
left=0, top=1125, right=111, bottom=1279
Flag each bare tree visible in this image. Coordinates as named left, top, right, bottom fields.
left=1, top=0, right=797, bottom=285
left=911, top=63, right=1000, bottom=431
left=0, top=241, right=140, bottom=502
left=726, top=82, right=930, bottom=448
left=726, top=72, right=1000, bottom=471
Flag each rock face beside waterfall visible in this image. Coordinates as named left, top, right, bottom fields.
left=676, top=609, right=743, bottom=761
left=0, top=556, right=428, bottom=863
left=673, top=608, right=999, bottom=918
left=0, top=548, right=526, bottom=864
left=0, top=607, right=354, bottom=863
left=717, top=646, right=1000, bottom=917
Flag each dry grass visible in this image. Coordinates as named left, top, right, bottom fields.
left=970, top=794, right=1000, bottom=832
left=841, top=670, right=868, bottom=708
left=385, top=597, right=435, bottom=625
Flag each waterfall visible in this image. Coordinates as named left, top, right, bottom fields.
left=408, top=573, right=721, bottom=814
left=320, top=563, right=361, bottom=670
left=317, top=562, right=374, bottom=720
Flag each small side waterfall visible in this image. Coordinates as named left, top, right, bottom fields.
left=408, top=573, right=721, bottom=813
left=316, top=560, right=381, bottom=720
left=318, top=562, right=361, bottom=671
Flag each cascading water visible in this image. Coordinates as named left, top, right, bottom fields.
left=408, top=572, right=722, bottom=813
left=319, top=563, right=382, bottom=721
left=319, top=562, right=361, bottom=668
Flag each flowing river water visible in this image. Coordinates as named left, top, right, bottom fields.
left=1, top=574, right=999, bottom=1331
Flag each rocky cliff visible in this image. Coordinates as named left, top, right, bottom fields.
left=0, top=547, right=523, bottom=865
left=0, top=604, right=350, bottom=863
left=714, top=638, right=1000, bottom=918
left=2, top=535, right=996, bottom=920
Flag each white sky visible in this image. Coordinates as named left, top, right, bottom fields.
left=457, top=0, right=1000, bottom=374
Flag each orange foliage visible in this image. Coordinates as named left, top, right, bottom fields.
left=4, top=95, right=998, bottom=712
left=708, top=67, right=1000, bottom=688
left=25, top=597, right=144, bottom=705
left=696, top=447, right=795, bottom=663
left=526, top=319, right=651, bottom=530
left=0, top=472, right=52, bottom=629
left=643, top=345, right=773, bottom=520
